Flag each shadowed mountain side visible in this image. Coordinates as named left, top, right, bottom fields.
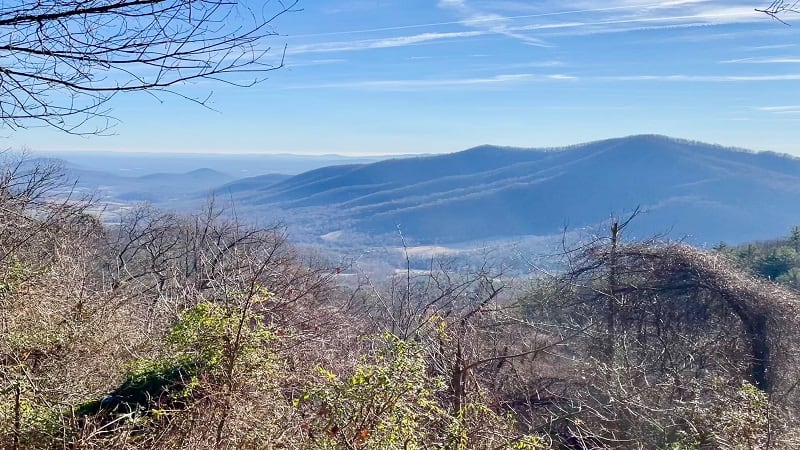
left=240, top=146, right=555, bottom=205
left=218, top=135, right=800, bottom=245
left=214, top=173, right=292, bottom=194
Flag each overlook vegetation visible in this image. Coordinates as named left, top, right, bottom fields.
left=723, top=227, right=800, bottom=290
left=2, top=154, right=800, bottom=449
left=2, top=0, right=799, bottom=449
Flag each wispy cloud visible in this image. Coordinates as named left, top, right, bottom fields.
left=531, top=73, right=800, bottom=83
left=287, top=72, right=800, bottom=91
left=547, top=74, right=579, bottom=80
left=740, top=44, right=796, bottom=51
left=595, top=74, right=800, bottom=82
left=502, top=4, right=761, bottom=39
left=757, top=105, right=800, bottom=114
left=287, top=31, right=486, bottom=54
left=435, top=1, right=762, bottom=39
left=438, top=0, right=550, bottom=46
left=285, top=58, right=348, bottom=68
left=286, top=73, right=573, bottom=90
left=722, top=57, right=800, bottom=64
left=286, top=1, right=766, bottom=57
left=511, top=60, right=566, bottom=68
left=295, top=1, right=750, bottom=40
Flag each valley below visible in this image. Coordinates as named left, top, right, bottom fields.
left=49, top=134, right=800, bottom=273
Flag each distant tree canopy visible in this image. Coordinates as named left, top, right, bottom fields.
left=0, top=0, right=297, bottom=134
left=722, top=226, right=800, bottom=288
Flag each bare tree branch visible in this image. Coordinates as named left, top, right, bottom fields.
left=0, top=0, right=298, bottom=134
left=757, top=0, right=800, bottom=24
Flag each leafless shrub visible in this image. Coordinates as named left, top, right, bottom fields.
left=523, top=225, right=800, bottom=448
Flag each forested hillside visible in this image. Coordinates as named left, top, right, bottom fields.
left=2, top=156, right=800, bottom=449
left=224, top=135, right=800, bottom=246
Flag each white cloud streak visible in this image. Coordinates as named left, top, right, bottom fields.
left=285, top=58, right=348, bottom=68
left=437, top=0, right=550, bottom=46
left=517, top=7, right=759, bottom=36
left=288, top=72, right=800, bottom=91
left=596, top=74, right=800, bottom=82
left=740, top=44, right=796, bottom=51
left=286, top=73, right=574, bottom=90
left=285, top=2, right=766, bottom=56
left=287, top=30, right=487, bottom=54
left=757, top=106, right=800, bottom=114
left=436, top=1, right=762, bottom=39
left=722, top=57, right=800, bottom=64
left=289, top=2, right=700, bottom=39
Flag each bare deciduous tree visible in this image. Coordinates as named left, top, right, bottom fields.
left=0, top=151, right=95, bottom=268
left=0, top=0, right=298, bottom=133
left=518, top=220, right=800, bottom=448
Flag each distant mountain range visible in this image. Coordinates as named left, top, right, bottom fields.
left=219, top=135, right=800, bottom=246
left=71, top=167, right=236, bottom=203
left=43, top=135, right=800, bottom=248
left=46, top=151, right=386, bottom=177
left=36, top=152, right=383, bottom=206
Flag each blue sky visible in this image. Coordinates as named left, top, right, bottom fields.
left=9, top=0, right=800, bottom=155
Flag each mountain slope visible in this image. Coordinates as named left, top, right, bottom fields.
left=225, top=135, right=800, bottom=245
left=214, top=173, right=292, bottom=194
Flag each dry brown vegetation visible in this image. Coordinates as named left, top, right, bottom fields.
left=1, top=157, right=799, bottom=449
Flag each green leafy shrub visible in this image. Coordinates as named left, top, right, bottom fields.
left=671, top=379, right=771, bottom=450
left=298, top=333, right=548, bottom=450
left=0, top=390, right=61, bottom=449
left=78, top=301, right=277, bottom=419
left=298, top=333, right=446, bottom=449
left=0, top=259, right=32, bottom=300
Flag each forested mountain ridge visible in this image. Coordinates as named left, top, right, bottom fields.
left=222, top=135, right=800, bottom=246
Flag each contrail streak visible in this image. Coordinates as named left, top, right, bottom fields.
left=287, top=3, right=705, bottom=39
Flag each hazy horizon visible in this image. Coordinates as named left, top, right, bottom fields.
left=31, top=133, right=800, bottom=160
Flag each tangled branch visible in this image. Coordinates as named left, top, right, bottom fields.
left=757, top=0, right=800, bottom=24
left=0, top=0, right=299, bottom=133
